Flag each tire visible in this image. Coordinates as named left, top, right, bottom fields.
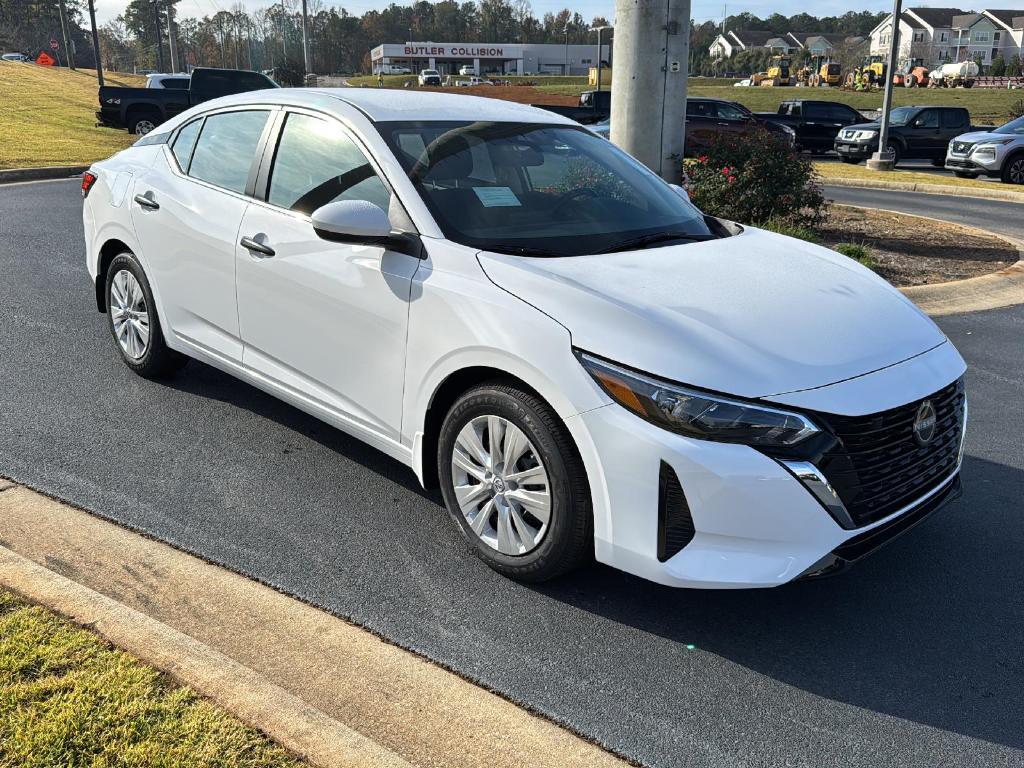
left=105, top=252, right=188, bottom=379
left=954, top=171, right=978, bottom=179
left=1001, top=154, right=1024, bottom=185
left=437, top=383, right=592, bottom=582
left=887, top=141, right=901, bottom=167
left=128, top=111, right=160, bottom=136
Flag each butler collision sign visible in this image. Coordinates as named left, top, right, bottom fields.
left=370, top=40, right=609, bottom=76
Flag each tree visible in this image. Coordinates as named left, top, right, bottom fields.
left=990, top=54, right=1005, bottom=77
left=1005, top=54, right=1020, bottom=77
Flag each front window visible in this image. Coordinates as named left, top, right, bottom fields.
left=376, top=121, right=713, bottom=257
left=995, top=116, right=1024, bottom=136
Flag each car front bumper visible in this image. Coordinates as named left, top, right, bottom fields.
left=565, top=341, right=967, bottom=589
left=834, top=140, right=876, bottom=159
left=945, top=151, right=1002, bottom=177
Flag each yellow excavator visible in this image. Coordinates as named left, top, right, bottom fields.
left=760, top=55, right=792, bottom=87
left=845, top=55, right=886, bottom=89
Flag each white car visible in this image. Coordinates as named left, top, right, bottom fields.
left=2, top=52, right=30, bottom=62
left=945, top=115, right=1024, bottom=184
left=459, top=65, right=475, bottom=76
left=734, top=78, right=752, bottom=87
left=82, top=89, right=967, bottom=588
left=145, top=72, right=191, bottom=89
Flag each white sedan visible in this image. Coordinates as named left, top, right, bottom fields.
left=82, top=89, right=967, bottom=588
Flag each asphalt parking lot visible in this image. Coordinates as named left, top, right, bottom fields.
left=1, top=179, right=1022, bottom=767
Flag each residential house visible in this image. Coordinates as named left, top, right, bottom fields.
left=709, top=30, right=863, bottom=61
left=868, top=7, right=1024, bottom=67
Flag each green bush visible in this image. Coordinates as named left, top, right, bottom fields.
left=683, top=127, right=828, bottom=227
left=834, top=242, right=878, bottom=269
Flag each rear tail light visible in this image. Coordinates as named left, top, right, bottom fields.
left=81, top=171, right=98, bottom=198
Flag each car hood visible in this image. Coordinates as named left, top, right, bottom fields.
left=477, top=227, right=947, bottom=399
left=953, top=130, right=1011, bottom=144
left=843, top=121, right=882, bottom=132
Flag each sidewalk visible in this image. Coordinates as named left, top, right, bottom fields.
left=0, top=480, right=628, bottom=768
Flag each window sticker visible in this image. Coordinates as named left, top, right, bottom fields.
left=473, top=186, right=521, bottom=207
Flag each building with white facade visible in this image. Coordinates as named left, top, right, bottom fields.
left=869, top=8, right=1024, bottom=67
left=370, top=41, right=610, bottom=76
left=709, top=30, right=863, bottom=60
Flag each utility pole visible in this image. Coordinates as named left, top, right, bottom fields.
left=87, top=0, right=103, bottom=84
left=610, top=0, right=691, bottom=183
left=868, top=0, right=901, bottom=171
left=563, top=26, right=569, bottom=74
left=300, top=0, right=311, bottom=78
left=592, top=25, right=612, bottom=92
left=166, top=0, right=179, bottom=72
left=57, top=0, right=75, bottom=69
left=153, top=0, right=166, bottom=72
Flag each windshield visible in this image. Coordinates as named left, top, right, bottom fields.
left=376, top=121, right=712, bottom=256
left=995, top=116, right=1024, bottom=136
left=887, top=107, right=918, bottom=126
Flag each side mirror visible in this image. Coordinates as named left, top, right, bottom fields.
left=670, top=183, right=690, bottom=202
left=311, top=200, right=423, bottom=257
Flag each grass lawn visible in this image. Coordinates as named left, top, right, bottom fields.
left=814, top=160, right=1024, bottom=194
left=0, top=63, right=143, bottom=169
left=0, top=589, right=301, bottom=767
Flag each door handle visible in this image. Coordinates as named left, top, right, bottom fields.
left=133, top=193, right=159, bottom=210
left=240, top=236, right=275, bottom=257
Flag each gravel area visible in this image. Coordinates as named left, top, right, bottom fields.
left=819, top=205, right=1018, bottom=286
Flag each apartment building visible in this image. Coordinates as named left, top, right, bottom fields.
left=869, top=7, right=1024, bottom=67
left=708, top=30, right=860, bottom=60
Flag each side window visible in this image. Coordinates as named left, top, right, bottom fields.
left=686, top=101, right=713, bottom=117
left=171, top=118, right=202, bottom=171
left=803, top=103, right=829, bottom=119
left=268, top=112, right=391, bottom=215
left=188, top=110, right=269, bottom=194
left=831, top=104, right=859, bottom=122
left=915, top=109, right=939, bottom=128
left=715, top=103, right=747, bottom=121
left=941, top=110, right=965, bottom=129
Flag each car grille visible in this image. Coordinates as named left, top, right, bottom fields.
left=815, top=378, right=965, bottom=528
left=657, top=462, right=695, bottom=561
left=951, top=141, right=974, bottom=155
left=946, top=158, right=975, bottom=169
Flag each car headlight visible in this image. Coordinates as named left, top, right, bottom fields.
left=973, top=146, right=997, bottom=160
left=852, top=130, right=878, bottom=141
left=781, top=124, right=796, bottom=136
left=577, top=352, right=821, bottom=447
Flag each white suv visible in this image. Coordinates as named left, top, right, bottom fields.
left=82, top=89, right=967, bottom=588
left=945, top=115, right=1024, bottom=184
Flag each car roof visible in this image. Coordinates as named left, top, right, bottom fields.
left=206, top=87, right=577, bottom=125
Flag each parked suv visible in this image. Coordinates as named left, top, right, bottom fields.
left=834, top=106, right=971, bottom=166
left=945, top=115, right=1024, bottom=184
left=686, top=98, right=796, bottom=154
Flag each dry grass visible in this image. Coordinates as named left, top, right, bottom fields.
left=0, top=63, right=144, bottom=169
left=814, top=160, right=1023, bottom=194
left=0, top=588, right=302, bottom=767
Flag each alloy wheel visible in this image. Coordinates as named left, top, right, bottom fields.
left=1008, top=157, right=1024, bottom=185
left=110, top=269, right=150, bottom=360
left=450, top=415, right=551, bottom=556
left=134, top=120, right=156, bottom=135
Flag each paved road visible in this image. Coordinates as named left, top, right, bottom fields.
left=825, top=185, right=1024, bottom=241
left=2, top=179, right=1023, bottom=768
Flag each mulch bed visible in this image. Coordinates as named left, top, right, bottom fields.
left=818, top=205, right=1018, bottom=286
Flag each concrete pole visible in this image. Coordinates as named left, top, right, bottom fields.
left=87, top=0, right=104, bottom=84
left=868, top=0, right=902, bottom=171
left=166, top=0, right=179, bottom=72
left=57, top=0, right=75, bottom=69
left=301, top=0, right=311, bottom=77
left=610, top=0, right=691, bottom=183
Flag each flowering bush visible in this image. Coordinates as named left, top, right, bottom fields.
left=683, top=127, right=828, bottom=227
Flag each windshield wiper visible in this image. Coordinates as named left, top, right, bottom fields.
left=596, top=231, right=717, bottom=254
left=482, top=245, right=569, bottom=258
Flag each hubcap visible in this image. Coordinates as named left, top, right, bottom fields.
left=110, top=270, right=150, bottom=360
left=450, top=415, right=551, bottom=556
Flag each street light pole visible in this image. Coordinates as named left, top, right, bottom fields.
left=564, top=26, right=569, bottom=75
left=166, top=0, right=179, bottom=72
left=591, top=25, right=612, bottom=92
left=87, top=0, right=103, bottom=84
left=300, top=0, right=311, bottom=79
left=868, top=0, right=902, bottom=171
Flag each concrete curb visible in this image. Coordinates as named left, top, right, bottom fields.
left=834, top=203, right=1024, bottom=316
left=0, top=545, right=413, bottom=768
left=824, top=175, right=1024, bottom=204
left=0, top=165, right=89, bottom=184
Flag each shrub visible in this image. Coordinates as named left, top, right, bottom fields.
left=683, top=127, right=828, bottom=227
left=834, top=242, right=878, bottom=269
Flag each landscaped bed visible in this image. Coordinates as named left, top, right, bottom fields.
left=817, top=205, right=1018, bottom=286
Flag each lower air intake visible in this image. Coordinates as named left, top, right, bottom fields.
left=658, top=462, right=695, bottom=562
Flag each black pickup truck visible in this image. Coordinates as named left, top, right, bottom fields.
left=756, top=100, right=868, bottom=153
left=532, top=89, right=610, bottom=125
left=833, top=105, right=974, bottom=166
left=97, top=67, right=278, bottom=135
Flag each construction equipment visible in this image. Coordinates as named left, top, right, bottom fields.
left=893, top=57, right=929, bottom=88
left=929, top=60, right=980, bottom=88
left=845, top=55, right=886, bottom=89
left=808, top=60, right=842, bottom=87
left=760, top=55, right=792, bottom=87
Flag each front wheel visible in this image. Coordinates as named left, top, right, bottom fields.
left=887, top=141, right=901, bottom=167
left=437, top=383, right=592, bottom=582
left=106, top=253, right=188, bottom=378
left=1002, top=155, right=1024, bottom=185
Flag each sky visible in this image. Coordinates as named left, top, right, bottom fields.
left=92, top=0, right=1024, bottom=31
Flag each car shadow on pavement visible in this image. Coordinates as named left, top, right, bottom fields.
left=531, top=454, right=1024, bottom=752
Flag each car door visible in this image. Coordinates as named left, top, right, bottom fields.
left=712, top=101, right=752, bottom=140
left=907, top=108, right=942, bottom=158
left=234, top=109, right=419, bottom=443
left=130, top=107, right=273, bottom=361
left=684, top=100, right=719, bottom=155
left=801, top=102, right=834, bottom=151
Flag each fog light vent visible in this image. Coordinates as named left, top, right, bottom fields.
left=658, top=462, right=695, bottom=562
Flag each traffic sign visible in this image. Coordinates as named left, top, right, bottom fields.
left=50, top=38, right=59, bottom=50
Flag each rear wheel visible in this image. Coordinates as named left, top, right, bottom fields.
left=106, top=252, right=188, bottom=378
left=128, top=110, right=160, bottom=135
left=437, top=383, right=592, bottom=582
left=1001, top=154, right=1024, bottom=185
